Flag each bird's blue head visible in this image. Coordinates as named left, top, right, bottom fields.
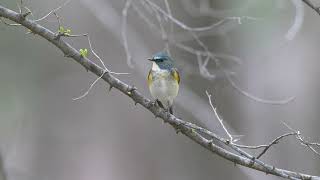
left=148, top=52, right=174, bottom=70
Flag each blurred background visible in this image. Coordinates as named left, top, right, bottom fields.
left=0, top=0, right=320, bottom=179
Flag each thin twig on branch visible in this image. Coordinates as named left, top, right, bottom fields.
left=283, top=122, right=320, bottom=157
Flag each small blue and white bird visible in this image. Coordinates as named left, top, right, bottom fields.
left=147, top=52, right=180, bottom=114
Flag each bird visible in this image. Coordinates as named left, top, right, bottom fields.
left=147, top=52, right=180, bottom=114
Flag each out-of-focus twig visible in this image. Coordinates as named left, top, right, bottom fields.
left=143, top=0, right=258, bottom=32
left=121, top=0, right=134, bottom=68
left=286, top=0, right=304, bottom=41
left=33, top=0, right=71, bottom=22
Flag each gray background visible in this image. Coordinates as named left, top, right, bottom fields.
left=0, top=0, right=319, bottom=180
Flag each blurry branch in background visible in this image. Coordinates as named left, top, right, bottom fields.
left=286, top=0, right=304, bottom=41
left=121, top=0, right=134, bottom=68
left=124, top=0, right=296, bottom=105
left=181, top=0, right=254, bottom=18
left=302, top=0, right=320, bottom=15
left=1, top=3, right=320, bottom=180
left=33, top=0, right=70, bottom=22
left=163, top=0, right=172, bottom=56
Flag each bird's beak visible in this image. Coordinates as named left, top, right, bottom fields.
left=148, top=58, right=153, bottom=61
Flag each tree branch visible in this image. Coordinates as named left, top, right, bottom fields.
left=0, top=4, right=319, bottom=180
left=302, top=0, right=320, bottom=15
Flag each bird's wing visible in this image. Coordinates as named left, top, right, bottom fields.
left=171, top=68, right=180, bottom=84
left=147, top=70, right=153, bottom=86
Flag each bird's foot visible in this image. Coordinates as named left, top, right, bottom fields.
left=126, top=85, right=137, bottom=95
left=151, top=99, right=164, bottom=108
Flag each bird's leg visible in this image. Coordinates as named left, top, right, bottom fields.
left=150, top=99, right=163, bottom=108
left=169, top=106, right=174, bottom=115
left=166, top=101, right=174, bottom=115
left=156, top=99, right=165, bottom=109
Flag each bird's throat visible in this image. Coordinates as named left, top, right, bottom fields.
left=152, top=62, right=161, bottom=71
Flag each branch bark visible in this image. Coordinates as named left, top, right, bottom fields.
left=302, top=0, right=320, bottom=15
left=0, top=4, right=319, bottom=180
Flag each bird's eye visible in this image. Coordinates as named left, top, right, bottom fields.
left=158, top=59, right=164, bottom=62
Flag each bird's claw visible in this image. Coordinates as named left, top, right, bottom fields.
left=127, top=86, right=137, bottom=95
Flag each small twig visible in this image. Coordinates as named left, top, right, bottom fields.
left=80, top=34, right=129, bottom=74
left=53, top=12, right=61, bottom=28
left=54, top=25, right=129, bottom=75
left=163, top=0, right=172, bottom=55
left=240, top=132, right=296, bottom=159
left=17, top=0, right=32, bottom=18
left=67, top=33, right=129, bottom=100
left=85, top=34, right=108, bottom=70
left=132, top=1, right=157, bottom=30
left=197, top=52, right=216, bottom=80
left=33, top=0, right=71, bottom=22
left=153, top=7, right=170, bottom=55
left=206, top=90, right=234, bottom=142
left=17, top=0, right=22, bottom=14
left=283, top=122, right=320, bottom=157
left=234, top=132, right=296, bottom=149
left=73, top=70, right=107, bottom=100
left=23, top=6, right=34, bottom=19
left=286, top=0, right=304, bottom=41
left=307, top=142, right=320, bottom=147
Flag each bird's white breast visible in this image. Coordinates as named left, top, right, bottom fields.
left=149, top=63, right=179, bottom=108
